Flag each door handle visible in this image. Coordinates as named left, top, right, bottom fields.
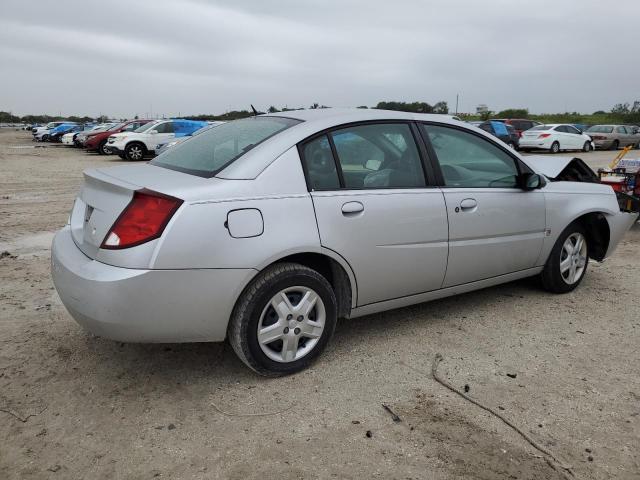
left=341, top=201, right=364, bottom=215
left=459, top=198, right=477, bottom=211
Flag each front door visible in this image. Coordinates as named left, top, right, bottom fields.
left=419, top=123, right=546, bottom=287
left=300, top=122, right=449, bottom=306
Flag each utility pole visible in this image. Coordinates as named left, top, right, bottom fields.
left=455, top=94, right=459, bottom=116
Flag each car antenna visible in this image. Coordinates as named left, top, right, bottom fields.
left=251, top=104, right=259, bottom=116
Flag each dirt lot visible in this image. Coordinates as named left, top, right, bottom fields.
left=0, top=128, right=639, bottom=479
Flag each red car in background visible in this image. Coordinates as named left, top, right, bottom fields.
left=84, top=119, right=152, bottom=155
left=492, top=118, right=542, bottom=137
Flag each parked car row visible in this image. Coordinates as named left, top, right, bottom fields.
left=468, top=117, right=639, bottom=154
left=48, top=118, right=219, bottom=161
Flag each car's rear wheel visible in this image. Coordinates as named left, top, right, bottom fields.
left=610, top=140, right=619, bottom=151
left=550, top=141, right=560, bottom=154
left=541, top=223, right=589, bottom=293
left=125, top=143, right=146, bottom=161
left=98, top=140, right=111, bottom=155
left=582, top=141, right=591, bottom=152
left=228, top=263, right=337, bottom=376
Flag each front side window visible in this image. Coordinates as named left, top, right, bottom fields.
left=566, top=126, right=581, bottom=135
left=422, top=124, right=519, bottom=188
left=152, top=116, right=301, bottom=177
left=330, top=123, right=425, bottom=189
left=155, top=122, right=174, bottom=134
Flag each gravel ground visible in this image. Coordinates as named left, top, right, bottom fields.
left=0, top=129, right=639, bottom=480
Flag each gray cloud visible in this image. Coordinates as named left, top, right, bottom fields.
left=0, top=0, right=636, bottom=117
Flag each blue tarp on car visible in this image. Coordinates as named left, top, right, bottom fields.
left=173, top=120, right=209, bottom=137
left=490, top=121, right=509, bottom=136
left=49, top=123, right=78, bottom=135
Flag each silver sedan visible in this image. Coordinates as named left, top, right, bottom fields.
left=51, top=109, right=638, bottom=375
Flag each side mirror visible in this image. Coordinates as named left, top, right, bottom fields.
left=521, top=173, right=544, bottom=190
left=149, top=130, right=158, bottom=135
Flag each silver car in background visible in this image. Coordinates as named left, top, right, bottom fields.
left=585, top=125, right=640, bottom=150
left=51, top=109, right=638, bottom=376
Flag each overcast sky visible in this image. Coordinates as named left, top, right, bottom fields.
left=1, top=0, right=637, bottom=118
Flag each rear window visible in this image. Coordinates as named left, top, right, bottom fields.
left=529, top=125, right=550, bottom=131
left=151, top=116, right=301, bottom=177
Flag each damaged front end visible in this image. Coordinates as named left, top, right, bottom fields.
left=529, top=155, right=640, bottom=214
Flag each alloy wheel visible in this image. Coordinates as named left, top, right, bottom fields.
left=560, top=232, right=587, bottom=285
left=128, top=145, right=143, bottom=160
left=257, top=286, right=326, bottom=363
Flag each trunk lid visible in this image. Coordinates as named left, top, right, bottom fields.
left=70, top=164, right=215, bottom=260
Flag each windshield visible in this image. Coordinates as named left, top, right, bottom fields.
left=134, top=122, right=158, bottom=133
left=586, top=125, right=614, bottom=133
left=152, top=116, right=301, bottom=177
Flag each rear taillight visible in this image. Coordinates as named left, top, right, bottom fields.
left=538, top=133, right=551, bottom=139
left=101, top=189, right=182, bottom=250
left=592, top=135, right=604, bottom=140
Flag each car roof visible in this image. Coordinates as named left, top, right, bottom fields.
left=262, top=107, right=460, bottom=123
left=219, top=108, right=471, bottom=180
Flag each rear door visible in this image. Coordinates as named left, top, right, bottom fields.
left=300, top=122, right=449, bottom=306
left=616, top=126, right=632, bottom=146
left=419, top=123, right=545, bottom=287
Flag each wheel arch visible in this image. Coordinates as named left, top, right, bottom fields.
left=570, top=212, right=611, bottom=261
left=256, top=250, right=356, bottom=319
left=125, top=140, right=147, bottom=152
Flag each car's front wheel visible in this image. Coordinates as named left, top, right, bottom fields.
left=228, top=263, right=337, bottom=376
left=582, top=141, right=591, bottom=152
left=125, top=143, right=146, bottom=161
left=541, top=223, right=589, bottom=293
left=98, top=140, right=111, bottom=155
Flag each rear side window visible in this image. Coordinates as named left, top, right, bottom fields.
left=616, top=126, right=627, bottom=134
left=300, top=135, right=340, bottom=191
left=422, top=124, right=519, bottom=188
left=152, top=117, right=301, bottom=177
left=330, top=123, right=425, bottom=189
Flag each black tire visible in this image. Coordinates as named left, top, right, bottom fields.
left=541, top=222, right=589, bottom=294
left=98, top=140, right=111, bottom=155
left=125, top=142, right=146, bottom=161
left=550, top=141, right=560, bottom=154
left=228, top=262, right=338, bottom=376
left=42, top=134, right=49, bottom=142
left=610, top=140, right=619, bottom=151
left=582, top=141, right=591, bottom=152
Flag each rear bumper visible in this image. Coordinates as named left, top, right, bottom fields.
left=519, top=138, right=552, bottom=149
left=593, top=140, right=614, bottom=149
left=51, top=226, right=256, bottom=343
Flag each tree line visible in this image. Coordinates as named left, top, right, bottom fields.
left=3, top=100, right=640, bottom=125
